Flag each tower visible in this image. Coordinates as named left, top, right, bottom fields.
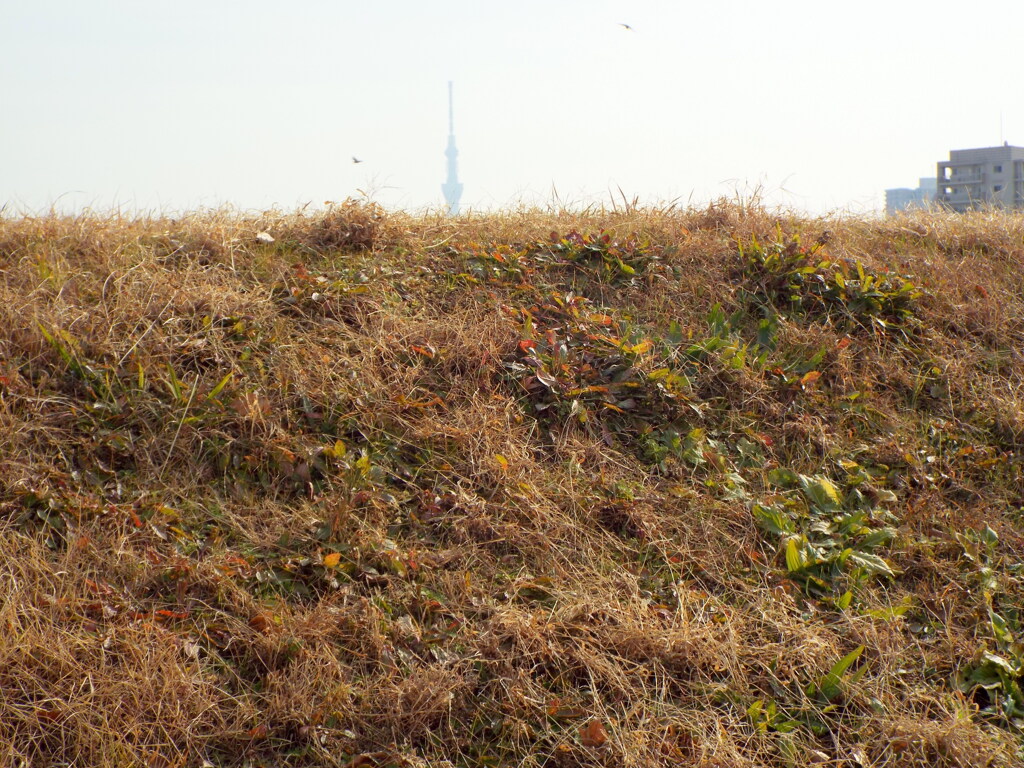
left=441, top=81, right=463, bottom=216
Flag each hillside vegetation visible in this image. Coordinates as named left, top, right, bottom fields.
left=2, top=201, right=1024, bottom=768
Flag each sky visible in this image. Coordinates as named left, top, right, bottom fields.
left=3, top=0, right=1023, bottom=216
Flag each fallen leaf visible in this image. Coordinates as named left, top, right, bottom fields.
left=248, top=613, right=273, bottom=633
left=323, top=552, right=342, bottom=568
left=800, top=370, right=822, bottom=388
left=154, top=609, right=188, bottom=620
left=580, top=718, right=608, bottom=747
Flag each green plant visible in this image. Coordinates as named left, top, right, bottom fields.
left=739, top=235, right=922, bottom=338
left=957, top=608, right=1024, bottom=727
left=503, top=292, right=690, bottom=442
left=537, top=229, right=659, bottom=286
left=753, top=471, right=897, bottom=601
left=954, top=526, right=1024, bottom=728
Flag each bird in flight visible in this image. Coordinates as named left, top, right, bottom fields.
left=352, top=156, right=364, bottom=164
left=619, top=22, right=633, bottom=30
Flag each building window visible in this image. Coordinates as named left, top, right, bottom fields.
left=995, top=185, right=1004, bottom=192
left=995, top=165, right=1003, bottom=173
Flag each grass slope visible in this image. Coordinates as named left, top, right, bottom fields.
left=2, top=201, right=1024, bottom=767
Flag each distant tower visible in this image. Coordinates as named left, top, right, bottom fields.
left=441, top=81, right=463, bottom=215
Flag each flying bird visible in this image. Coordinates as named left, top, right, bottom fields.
left=352, top=156, right=364, bottom=164
left=619, top=22, right=633, bottom=30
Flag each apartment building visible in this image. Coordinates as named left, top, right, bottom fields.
left=885, top=177, right=937, bottom=215
left=936, top=143, right=1024, bottom=211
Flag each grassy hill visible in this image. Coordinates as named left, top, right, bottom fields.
left=2, top=201, right=1023, bottom=767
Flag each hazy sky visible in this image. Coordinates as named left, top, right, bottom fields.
left=3, top=0, right=1022, bottom=215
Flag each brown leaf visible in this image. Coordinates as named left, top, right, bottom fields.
left=350, top=753, right=391, bottom=768
left=580, top=718, right=608, bottom=747
left=248, top=613, right=273, bottom=633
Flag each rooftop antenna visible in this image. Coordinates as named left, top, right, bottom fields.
left=441, top=81, right=464, bottom=216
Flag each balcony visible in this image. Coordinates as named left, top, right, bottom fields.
left=941, top=173, right=985, bottom=185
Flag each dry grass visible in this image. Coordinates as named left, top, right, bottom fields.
left=2, top=200, right=1023, bottom=767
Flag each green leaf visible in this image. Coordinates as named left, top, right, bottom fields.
left=990, top=610, right=1015, bottom=646
left=767, top=467, right=800, bottom=488
left=799, top=474, right=843, bottom=510
left=982, top=524, right=1000, bottom=550
left=785, top=538, right=804, bottom=573
left=209, top=371, right=234, bottom=400
left=166, top=363, right=183, bottom=402
left=857, top=527, right=895, bottom=551
left=979, top=651, right=1019, bottom=677
left=846, top=551, right=896, bottom=578
left=818, top=645, right=865, bottom=702
left=863, top=596, right=914, bottom=621
left=752, top=504, right=795, bottom=537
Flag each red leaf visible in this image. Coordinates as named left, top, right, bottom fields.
left=154, top=609, right=189, bottom=620
left=580, top=718, right=609, bottom=747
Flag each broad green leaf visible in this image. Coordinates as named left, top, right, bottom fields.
left=979, top=651, right=1019, bottom=676
left=785, top=538, right=804, bottom=573
left=846, top=551, right=896, bottom=578
left=768, top=467, right=800, bottom=488
left=990, top=610, right=1015, bottom=645
left=752, top=504, right=795, bottom=536
left=864, top=596, right=914, bottom=621
left=799, top=474, right=843, bottom=510
left=857, top=527, right=896, bottom=551
left=746, top=700, right=764, bottom=721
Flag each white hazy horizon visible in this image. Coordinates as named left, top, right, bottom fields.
left=3, top=0, right=1022, bottom=217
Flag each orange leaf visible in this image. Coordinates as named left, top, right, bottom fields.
left=800, top=370, right=822, bottom=387
left=323, top=552, right=342, bottom=568
left=580, top=718, right=609, bottom=747
left=154, top=609, right=189, bottom=620
left=836, top=337, right=851, bottom=350
left=248, top=613, right=273, bottom=633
